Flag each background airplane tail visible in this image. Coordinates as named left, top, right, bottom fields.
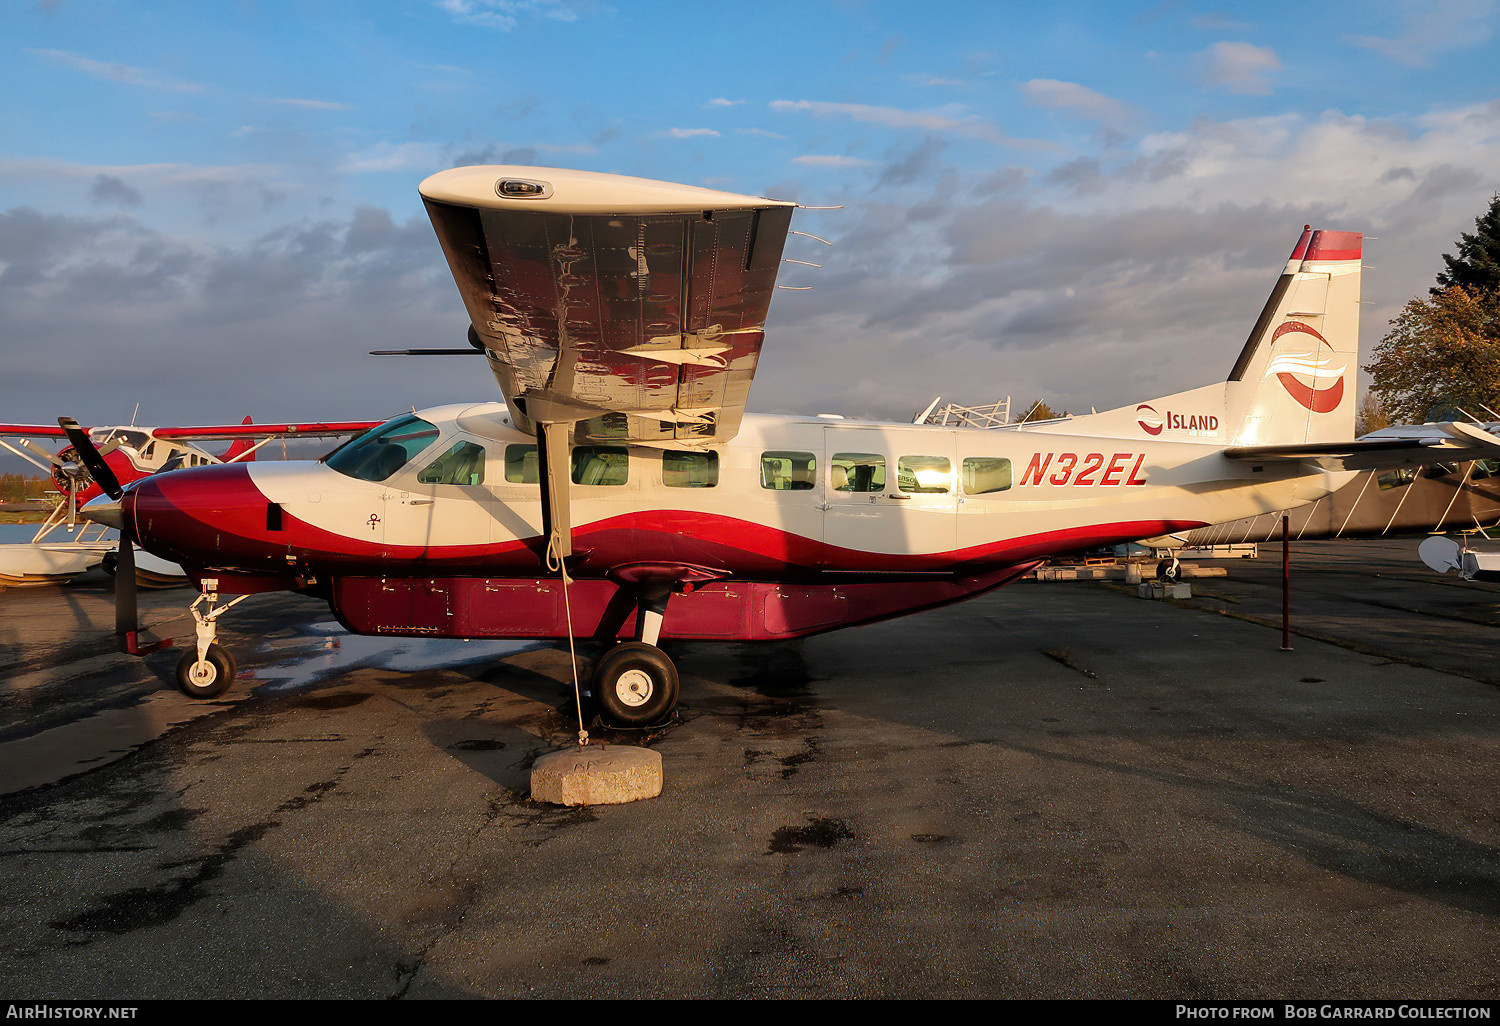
left=1223, top=227, right=1362, bottom=446
left=221, top=416, right=258, bottom=462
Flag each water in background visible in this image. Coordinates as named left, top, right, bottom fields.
left=0, top=523, right=117, bottom=545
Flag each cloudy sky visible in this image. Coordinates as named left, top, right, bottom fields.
left=3, top=0, right=1499, bottom=463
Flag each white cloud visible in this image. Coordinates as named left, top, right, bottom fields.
left=341, top=142, right=445, bottom=173
left=663, top=128, right=721, bottom=139
left=1196, top=41, right=1281, bottom=95
left=738, top=128, right=788, bottom=140
left=1021, top=79, right=1136, bottom=125
left=706, top=98, right=744, bottom=107
left=28, top=49, right=202, bottom=93
left=271, top=98, right=354, bottom=111
left=1347, top=0, right=1495, bottom=66
left=792, top=155, right=878, bottom=167
left=770, top=99, right=1049, bottom=148
left=435, top=0, right=584, bottom=30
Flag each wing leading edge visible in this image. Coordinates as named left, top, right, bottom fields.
left=420, top=166, right=798, bottom=446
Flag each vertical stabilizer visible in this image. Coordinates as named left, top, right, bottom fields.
left=221, top=416, right=259, bottom=463
left=1224, top=227, right=1362, bottom=446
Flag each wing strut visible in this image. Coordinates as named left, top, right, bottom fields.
left=534, top=415, right=590, bottom=746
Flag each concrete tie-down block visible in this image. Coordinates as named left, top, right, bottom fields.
left=531, top=745, right=663, bottom=806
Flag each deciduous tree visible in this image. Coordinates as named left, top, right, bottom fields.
left=1365, top=286, right=1500, bottom=422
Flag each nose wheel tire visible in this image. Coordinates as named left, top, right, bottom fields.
left=592, top=642, right=679, bottom=727
left=176, top=643, right=237, bottom=700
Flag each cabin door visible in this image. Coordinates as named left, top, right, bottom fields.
left=821, top=426, right=957, bottom=568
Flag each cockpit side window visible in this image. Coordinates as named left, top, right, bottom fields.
left=418, top=440, right=487, bottom=486
left=323, top=415, right=440, bottom=482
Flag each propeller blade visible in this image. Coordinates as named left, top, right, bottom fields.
left=57, top=417, right=123, bottom=499
left=18, top=439, right=65, bottom=465
left=115, top=533, right=138, bottom=645
left=369, top=349, right=486, bottom=356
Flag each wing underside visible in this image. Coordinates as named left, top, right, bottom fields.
left=422, top=167, right=796, bottom=446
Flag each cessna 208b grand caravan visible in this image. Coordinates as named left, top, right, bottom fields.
left=74, top=165, right=1500, bottom=726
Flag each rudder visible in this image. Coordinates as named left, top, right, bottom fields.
left=1224, top=227, right=1362, bottom=446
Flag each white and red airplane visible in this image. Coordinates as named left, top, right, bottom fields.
left=76, top=166, right=1500, bottom=724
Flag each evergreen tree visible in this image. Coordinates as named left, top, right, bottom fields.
left=1433, top=193, right=1500, bottom=295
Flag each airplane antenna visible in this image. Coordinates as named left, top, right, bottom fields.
left=1453, top=406, right=1482, bottom=424
left=797, top=204, right=845, bottom=210
left=788, top=230, right=833, bottom=246
left=129, top=403, right=139, bottom=428
left=782, top=258, right=822, bottom=268
left=1476, top=401, right=1500, bottom=421
left=776, top=284, right=814, bottom=290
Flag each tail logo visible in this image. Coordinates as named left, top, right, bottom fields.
left=1136, top=404, right=1164, bottom=436
left=1266, top=322, right=1346, bottom=413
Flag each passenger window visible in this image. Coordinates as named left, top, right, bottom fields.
left=898, top=455, right=952, bottom=494
left=572, top=446, right=629, bottom=486
left=963, top=457, right=1012, bottom=495
left=663, top=450, right=718, bottom=488
left=831, top=452, right=885, bottom=492
left=761, top=451, right=817, bottom=490
left=418, top=440, right=486, bottom=486
left=504, top=444, right=538, bottom=484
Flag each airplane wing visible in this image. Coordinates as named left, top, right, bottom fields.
left=2, top=421, right=379, bottom=439
left=152, top=421, right=381, bottom=439
left=0, top=424, right=68, bottom=437
left=1225, top=421, right=1500, bottom=471
left=419, top=166, right=798, bottom=445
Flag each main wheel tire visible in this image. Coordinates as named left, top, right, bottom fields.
left=176, top=643, right=236, bottom=699
left=1156, top=558, right=1181, bottom=583
left=593, top=642, right=679, bottom=727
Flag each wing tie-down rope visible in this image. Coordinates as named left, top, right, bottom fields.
left=545, top=536, right=589, bottom=749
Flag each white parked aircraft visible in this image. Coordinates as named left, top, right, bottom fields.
left=78, top=166, right=1500, bottom=723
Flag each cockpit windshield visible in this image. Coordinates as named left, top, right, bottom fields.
left=323, top=414, right=440, bottom=482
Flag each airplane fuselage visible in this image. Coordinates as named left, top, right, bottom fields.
left=119, top=401, right=1350, bottom=643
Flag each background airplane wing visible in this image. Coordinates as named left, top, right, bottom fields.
left=152, top=421, right=381, bottom=439
left=2, top=421, right=379, bottom=439
left=0, top=424, right=68, bottom=437
left=420, top=166, right=797, bottom=445
left=1225, top=421, right=1500, bottom=471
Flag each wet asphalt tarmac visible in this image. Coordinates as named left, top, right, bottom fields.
left=0, top=538, right=1497, bottom=999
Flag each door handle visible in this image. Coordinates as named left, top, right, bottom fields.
left=886, top=492, right=912, bottom=500
left=406, top=499, right=435, bottom=506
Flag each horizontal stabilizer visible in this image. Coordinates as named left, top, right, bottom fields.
left=1225, top=421, right=1500, bottom=471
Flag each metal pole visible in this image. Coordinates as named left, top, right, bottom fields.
left=1281, top=514, right=1292, bottom=651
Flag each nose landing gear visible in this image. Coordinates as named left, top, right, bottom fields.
left=175, top=584, right=251, bottom=699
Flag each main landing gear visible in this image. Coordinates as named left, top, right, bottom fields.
left=591, top=581, right=679, bottom=728
left=175, top=585, right=251, bottom=699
